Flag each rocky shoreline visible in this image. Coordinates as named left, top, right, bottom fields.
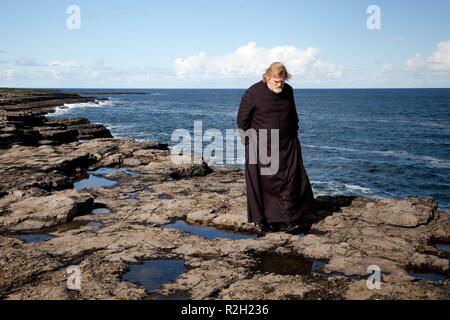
left=0, top=88, right=112, bottom=149
left=0, top=88, right=448, bottom=300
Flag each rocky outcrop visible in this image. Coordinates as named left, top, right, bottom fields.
left=0, top=89, right=112, bottom=148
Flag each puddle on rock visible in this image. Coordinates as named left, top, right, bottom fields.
left=93, top=167, right=141, bottom=177
left=311, top=260, right=327, bottom=273
left=92, top=168, right=117, bottom=175
left=73, top=172, right=118, bottom=190
left=434, top=243, right=450, bottom=254
left=409, top=271, right=447, bottom=282
left=252, top=252, right=327, bottom=275
left=86, top=221, right=103, bottom=228
left=407, top=243, right=450, bottom=282
left=90, top=208, right=111, bottom=215
left=11, top=219, right=103, bottom=243
left=15, top=233, right=52, bottom=243
left=73, top=166, right=143, bottom=190
left=123, top=259, right=190, bottom=300
left=162, top=220, right=257, bottom=240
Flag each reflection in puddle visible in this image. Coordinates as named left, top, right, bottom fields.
left=122, top=259, right=189, bottom=300
left=252, top=252, right=327, bottom=275
left=87, top=221, right=103, bottom=228
left=74, top=174, right=117, bottom=190
left=162, top=220, right=257, bottom=240
left=92, top=168, right=117, bottom=175
left=91, top=208, right=111, bottom=215
left=409, top=271, right=447, bottom=282
left=73, top=166, right=141, bottom=190
left=434, top=243, right=450, bottom=254
left=311, top=260, right=327, bottom=272
left=93, top=167, right=141, bottom=177
left=12, top=219, right=103, bottom=242
left=15, top=233, right=52, bottom=243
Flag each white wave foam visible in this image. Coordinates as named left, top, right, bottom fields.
left=417, top=121, right=450, bottom=128
left=311, top=179, right=375, bottom=196
left=304, top=144, right=361, bottom=153
left=354, top=119, right=450, bottom=128
left=372, top=150, right=450, bottom=168
left=50, top=99, right=116, bottom=116
left=104, top=124, right=134, bottom=131
left=343, top=183, right=372, bottom=194
left=417, top=155, right=450, bottom=168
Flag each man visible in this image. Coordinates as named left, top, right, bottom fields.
left=237, top=62, right=316, bottom=233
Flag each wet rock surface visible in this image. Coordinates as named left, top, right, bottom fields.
left=0, top=89, right=448, bottom=300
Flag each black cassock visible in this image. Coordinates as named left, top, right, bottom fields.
left=237, top=80, right=316, bottom=224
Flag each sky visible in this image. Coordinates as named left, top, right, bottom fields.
left=0, top=0, right=449, bottom=88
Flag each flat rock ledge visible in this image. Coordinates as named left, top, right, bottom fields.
left=0, top=137, right=448, bottom=300
left=0, top=89, right=448, bottom=300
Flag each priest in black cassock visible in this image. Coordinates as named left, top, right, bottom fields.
left=237, top=62, right=316, bottom=233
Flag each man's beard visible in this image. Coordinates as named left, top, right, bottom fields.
left=267, top=82, right=284, bottom=94
left=272, top=86, right=283, bottom=94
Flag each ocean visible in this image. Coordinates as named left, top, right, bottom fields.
left=47, top=88, right=450, bottom=211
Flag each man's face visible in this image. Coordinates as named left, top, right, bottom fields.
left=268, top=76, right=285, bottom=94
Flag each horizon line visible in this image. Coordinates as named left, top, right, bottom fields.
left=2, top=86, right=450, bottom=90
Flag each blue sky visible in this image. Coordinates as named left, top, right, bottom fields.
left=0, top=0, right=449, bottom=88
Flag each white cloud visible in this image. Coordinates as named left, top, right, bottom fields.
left=48, top=60, right=79, bottom=68
left=407, top=40, right=450, bottom=73
left=174, top=42, right=343, bottom=80
left=15, top=56, right=43, bottom=67
left=0, top=58, right=177, bottom=87
left=428, top=40, right=450, bottom=71
left=406, top=53, right=426, bottom=71
left=381, top=63, right=394, bottom=73
left=3, top=68, right=14, bottom=78
left=376, top=63, right=394, bottom=78
left=47, top=60, right=82, bottom=80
